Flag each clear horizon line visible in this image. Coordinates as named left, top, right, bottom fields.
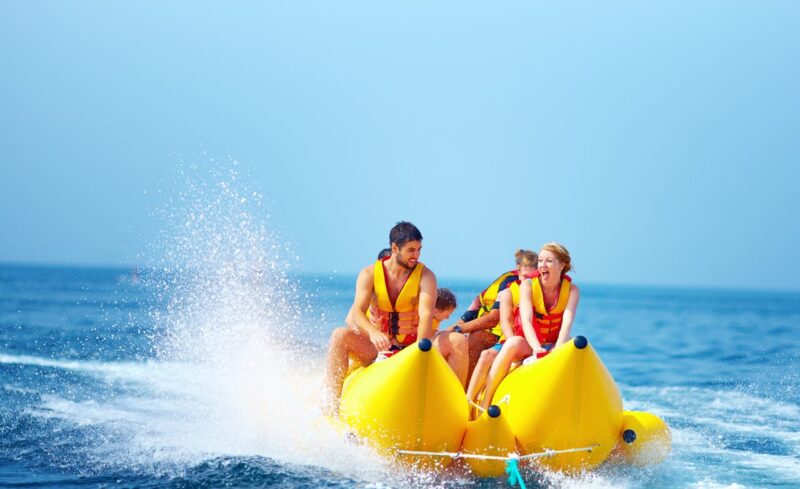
left=1, top=259, right=798, bottom=295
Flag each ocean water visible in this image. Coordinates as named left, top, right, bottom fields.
left=1, top=263, right=798, bottom=489
left=1, top=169, right=799, bottom=488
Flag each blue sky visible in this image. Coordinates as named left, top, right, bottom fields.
left=1, top=1, right=798, bottom=290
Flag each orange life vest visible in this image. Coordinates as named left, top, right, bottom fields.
left=513, top=271, right=573, bottom=345
left=368, top=257, right=425, bottom=346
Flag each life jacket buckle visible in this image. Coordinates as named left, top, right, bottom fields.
left=389, top=312, right=400, bottom=335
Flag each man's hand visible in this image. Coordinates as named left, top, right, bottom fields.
left=367, top=328, right=391, bottom=352
left=445, top=324, right=465, bottom=334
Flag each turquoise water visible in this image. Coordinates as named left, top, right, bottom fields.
left=1, top=263, right=798, bottom=488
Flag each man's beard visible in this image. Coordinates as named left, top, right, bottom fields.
left=395, top=254, right=415, bottom=270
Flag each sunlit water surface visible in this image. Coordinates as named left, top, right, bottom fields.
left=1, top=171, right=797, bottom=488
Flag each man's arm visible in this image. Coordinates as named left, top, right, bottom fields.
left=416, top=267, right=438, bottom=341
left=453, top=275, right=516, bottom=331
left=452, top=308, right=499, bottom=333
left=453, top=295, right=483, bottom=325
left=346, top=265, right=390, bottom=351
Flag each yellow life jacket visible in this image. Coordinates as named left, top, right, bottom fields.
left=508, top=279, right=524, bottom=308
left=474, top=270, right=518, bottom=339
left=476, top=270, right=517, bottom=316
left=490, top=278, right=526, bottom=340
left=368, top=258, right=425, bottom=346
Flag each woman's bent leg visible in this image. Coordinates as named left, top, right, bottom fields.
left=467, top=330, right=500, bottom=379
left=480, top=338, right=532, bottom=410
left=466, top=347, right=499, bottom=406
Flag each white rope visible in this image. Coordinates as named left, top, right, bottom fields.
left=516, top=444, right=599, bottom=460
left=396, top=443, right=599, bottom=462
left=468, top=399, right=486, bottom=413
left=396, top=449, right=511, bottom=461
left=467, top=393, right=511, bottom=414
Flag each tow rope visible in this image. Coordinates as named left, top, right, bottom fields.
left=396, top=444, right=599, bottom=488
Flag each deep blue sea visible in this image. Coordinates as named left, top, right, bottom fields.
left=1, top=263, right=798, bottom=489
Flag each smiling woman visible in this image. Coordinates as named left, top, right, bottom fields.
left=470, top=242, right=580, bottom=411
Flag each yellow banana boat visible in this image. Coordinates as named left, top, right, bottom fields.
left=338, top=339, right=468, bottom=470
left=337, top=336, right=670, bottom=477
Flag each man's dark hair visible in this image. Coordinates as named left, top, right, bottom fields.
left=377, top=248, right=392, bottom=260
left=436, top=288, right=457, bottom=311
left=389, top=221, right=423, bottom=248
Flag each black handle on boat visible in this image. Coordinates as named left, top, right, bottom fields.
left=418, top=338, right=432, bottom=352
left=623, top=429, right=637, bottom=443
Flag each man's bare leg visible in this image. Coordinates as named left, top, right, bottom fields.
left=433, top=331, right=468, bottom=388
left=324, top=326, right=378, bottom=415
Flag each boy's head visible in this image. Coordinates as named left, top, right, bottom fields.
left=434, top=288, right=457, bottom=321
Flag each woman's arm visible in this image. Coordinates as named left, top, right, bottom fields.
left=498, top=289, right=515, bottom=339
left=555, top=284, right=580, bottom=348
left=518, top=279, right=544, bottom=352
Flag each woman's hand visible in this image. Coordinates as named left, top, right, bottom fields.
left=530, top=343, right=547, bottom=356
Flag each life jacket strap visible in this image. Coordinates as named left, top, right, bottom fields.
left=534, top=311, right=563, bottom=322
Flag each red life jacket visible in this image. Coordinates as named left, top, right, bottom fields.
left=513, top=271, right=573, bottom=346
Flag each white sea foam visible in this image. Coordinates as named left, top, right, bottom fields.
left=30, top=356, right=387, bottom=476
left=18, top=163, right=391, bottom=483
left=141, top=163, right=391, bottom=479
left=624, top=385, right=800, bottom=420
left=0, top=353, right=131, bottom=372
left=540, top=470, right=633, bottom=489
left=619, top=383, right=800, bottom=486
left=688, top=480, right=747, bottom=489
